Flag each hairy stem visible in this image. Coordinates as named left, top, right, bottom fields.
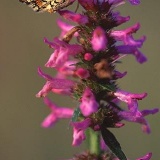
left=88, top=128, right=101, bottom=156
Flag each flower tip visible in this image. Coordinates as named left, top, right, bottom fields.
left=35, top=93, right=40, bottom=98
left=37, top=67, right=41, bottom=74
left=41, top=120, right=53, bottom=128
left=129, top=0, right=140, bottom=5
left=143, top=92, right=148, bottom=98
left=152, top=108, right=159, bottom=114
left=136, top=152, right=152, bottom=160
left=115, top=122, right=125, bottom=128
left=126, top=16, right=130, bottom=21
left=139, top=56, right=147, bottom=64
left=36, top=92, right=46, bottom=98
left=91, top=26, right=107, bottom=51
left=142, top=125, right=151, bottom=134
left=43, top=37, right=48, bottom=43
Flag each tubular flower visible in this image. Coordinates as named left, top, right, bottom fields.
left=42, top=97, right=74, bottom=128
left=35, top=0, right=159, bottom=159
left=91, top=26, right=108, bottom=51
left=80, top=87, right=99, bottom=116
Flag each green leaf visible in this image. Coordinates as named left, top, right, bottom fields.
left=101, top=125, right=127, bottom=160
left=72, top=107, right=81, bottom=122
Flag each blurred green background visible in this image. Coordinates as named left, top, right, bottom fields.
left=0, top=1, right=160, bottom=160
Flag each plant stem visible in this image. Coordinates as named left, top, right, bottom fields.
left=88, top=128, right=101, bottom=156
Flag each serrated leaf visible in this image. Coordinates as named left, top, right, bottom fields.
left=101, top=125, right=127, bottom=160
left=72, top=107, right=81, bottom=122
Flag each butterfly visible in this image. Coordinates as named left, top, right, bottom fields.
left=19, top=0, right=75, bottom=13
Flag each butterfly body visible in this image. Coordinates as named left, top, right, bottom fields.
left=19, top=0, right=75, bottom=13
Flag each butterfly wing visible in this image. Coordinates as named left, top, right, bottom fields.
left=19, top=0, right=75, bottom=13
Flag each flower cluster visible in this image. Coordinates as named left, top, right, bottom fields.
left=36, top=0, right=158, bottom=159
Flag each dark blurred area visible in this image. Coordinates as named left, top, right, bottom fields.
left=0, top=1, right=160, bottom=160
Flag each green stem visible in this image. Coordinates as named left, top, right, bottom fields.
left=88, top=128, right=101, bottom=156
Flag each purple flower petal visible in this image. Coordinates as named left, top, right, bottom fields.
left=72, top=127, right=86, bottom=146
left=136, top=152, right=152, bottom=160
left=44, top=38, right=83, bottom=68
left=129, top=0, right=140, bottom=5
left=41, top=98, right=73, bottom=128
left=80, top=88, right=99, bottom=116
left=91, top=26, right=107, bottom=51
left=36, top=68, right=75, bottom=97
left=71, top=118, right=92, bottom=146
left=112, top=12, right=130, bottom=25
left=75, top=68, right=90, bottom=79
left=57, top=19, right=78, bottom=39
left=117, top=45, right=147, bottom=63
left=58, top=10, right=88, bottom=25
left=114, top=90, right=147, bottom=104
left=72, top=118, right=92, bottom=130
left=111, top=23, right=146, bottom=47
left=114, top=70, right=127, bottom=79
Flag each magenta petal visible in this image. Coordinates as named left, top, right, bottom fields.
left=72, top=118, right=92, bottom=130
left=114, top=90, right=147, bottom=104
left=38, top=67, right=52, bottom=81
left=112, top=12, right=130, bottom=25
left=57, top=19, right=78, bottom=39
left=136, top=152, right=152, bottom=160
left=114, top=70, right=127, bottom=79
left=75, top=68, right=90, bottom=79
left=129, top=0, right=140, bottom=5
left=41, top=113, right=58, bottom=128
left=119, top=110, right=151, bottom=134
left=58, top=10, right=88, bottom=24
left=44, top=38, right=83, bottom=68
left=141, top=108, right=159, bottom=117
left=80, top=88, right=99, bottom=116
left=36, top=68, right=76, bottom=97
left=84, top=53, right=93, bottom=61
left=36, top=81, right=53, bottom=97
left=57, top=60, right=77, bottom=76
left=91, top=26, right=107, bottom=51
left=41, top=98, right=73, bottom=128
left=111, top=23, right=146, bottom=47
left=71, top=118, right=92, bottom=146
left=72, top=127, right=86, bottom=146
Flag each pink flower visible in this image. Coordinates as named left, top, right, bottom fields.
left=91, top=26, right=107, bottom=51
left=84, top=53, right=93, bottom=61
left=114, top=70, right=127, bottom=79
left=114, top=90, right=147, bottom=103
left=72, top=118, right=92, bottom=146
left=113, top=152, right=152, bottom=160
left=136, top=152, right=152, bottom=160
left=44, top=38, right=83, bottom=68
left=75, top=68, right=90, bottom=79
left=57, top=19, right=78, bottom=39
left=57, top=60, right=77, bottom=76
left=112, top=12, right=130, bottom=25
left=117, top=45, right=147, bottom=63
left=41, top=98, right=73, bottom=128
left=80, top=88, right=99, bottom=116
left=129, top=0, right=140, bottom=5
left=58, top=10, right=88, bottom=25
left=111, top=23, right=146, bottom=47
left=72, top=127, right=86, bottom=146
left=119, top=107, right=159, bottom=134
left=114, top=90, right=158, bottom=133
left=36, top=68, right=75, bottom=97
